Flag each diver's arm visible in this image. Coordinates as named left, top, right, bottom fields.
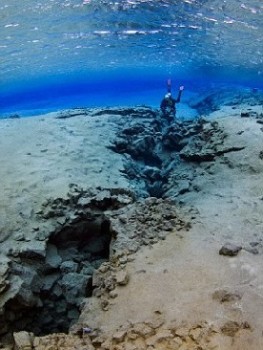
left=167, top=78, right=172, bottom=93
left=175, top=86, right=184, bottom=102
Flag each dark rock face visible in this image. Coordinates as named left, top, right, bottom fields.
left=0, top=186, right=187, bottom=339
left=109, top=108, right=244, bottom=199
left=0, top=188, right=126, bottom=337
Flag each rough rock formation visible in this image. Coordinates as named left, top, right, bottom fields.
left=188, top=87, right=263, bottom=115
left=0, top=100, right=260, bottom=349
left=109, top=107, right=244, bottom=199
left=219, top=243, right=242, bottom=257
left=0, top=183, right=187, bottom=345
left=11, top=318, right=252, bottom=350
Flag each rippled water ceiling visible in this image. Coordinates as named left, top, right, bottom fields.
left=0, top=0, right=262, bottom=85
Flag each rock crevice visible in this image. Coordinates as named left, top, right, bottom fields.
left=0, top=185, right=187, bottom=342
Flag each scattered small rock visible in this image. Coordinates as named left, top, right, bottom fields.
left=109, top=290, right=118, bottom=299
left=244, top=246, right=259, bottom=255
left=13, top=331, right=34, bottom=350
left=212, top=289, right=242, bottom=303
left=219, top=243, right=242, bottom=257
left=112, top=330, right=127, bottom=343
left=115, top=270, right=129, bottom=286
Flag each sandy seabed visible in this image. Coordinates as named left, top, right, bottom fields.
left=1, top=102, right=263, bottom=350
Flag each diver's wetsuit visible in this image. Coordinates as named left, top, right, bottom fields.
left=160, top=89, right=183, bottom=117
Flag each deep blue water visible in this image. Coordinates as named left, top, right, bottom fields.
left=0, top=0, right=263, bottom=117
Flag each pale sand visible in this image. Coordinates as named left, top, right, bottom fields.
left=80, top=112, right=263, bottom=349
left=1, top=108, right=263, bottom=349
left=0, top=112, right=129, bottom=239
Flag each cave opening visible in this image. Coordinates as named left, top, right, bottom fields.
left=5, top=216, right=112, bottom=337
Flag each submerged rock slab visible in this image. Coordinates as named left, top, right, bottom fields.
left=55, top=106, right=158, bottom=119
left=180, top=145, right=245, bottom=162
left=189, top=87, right=263, bottom=115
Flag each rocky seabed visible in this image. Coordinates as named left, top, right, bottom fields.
left=1, top=89, right=263, bottom=349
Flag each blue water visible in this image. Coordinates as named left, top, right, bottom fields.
left=0, top=0, right=263, bottom=117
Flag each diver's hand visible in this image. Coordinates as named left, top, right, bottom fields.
left=179, top=86, right=184, bottom=91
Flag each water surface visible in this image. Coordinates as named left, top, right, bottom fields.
left=0, top=0, right=262, bottom=115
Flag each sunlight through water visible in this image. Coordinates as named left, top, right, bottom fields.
left=0, top=0, right=263, bottom=114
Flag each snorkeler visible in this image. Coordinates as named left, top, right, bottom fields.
left=160, top=80, right=184, bottom=119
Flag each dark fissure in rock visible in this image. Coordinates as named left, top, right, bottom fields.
left=4, top=217, right=111, bottom=336
left=0, top=188, right=135, bottom=340
left=109, top=109, right=230, bottom=199
left=0, top=105, right=234, bottom=344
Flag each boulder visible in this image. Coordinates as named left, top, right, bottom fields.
left=80, top=264, right=94, bottom=276
left=51, top=284, right=63, bottom=298
left=92, top=270, right=105, bottom=288
left=115, top=270, right=129, bottom=286
left=112, top=330, right=127, bottom=343
left=18, top=241, right=46, bottom=260
left=45, top=244, right=62, bottom=269
left=42, top=273, right=60, bottom=292
left=60, top=261, right=79, bottom=274
left=13, top=331, right=33, bottom=350
left=14, top=286, right=42, bottom=308
left=12, top=263, right=42, bottom=293
left=219, top=243, right=242, bottom=257
left=59, top=273, right=92, bottom=304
